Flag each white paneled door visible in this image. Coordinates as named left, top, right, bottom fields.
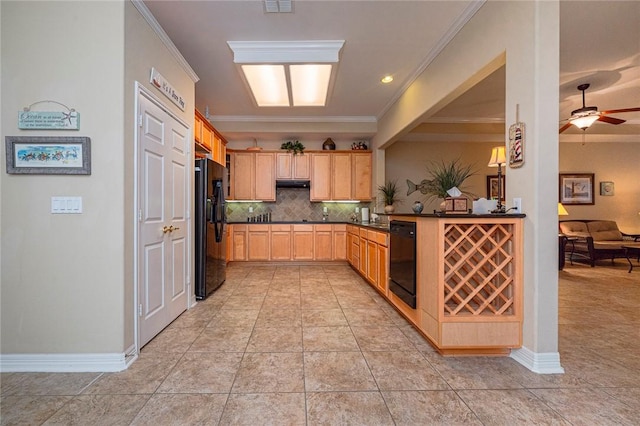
left=138, top=91, right=189, bottom=347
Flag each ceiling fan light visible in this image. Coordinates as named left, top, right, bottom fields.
left=570, top=114, right=599, bottom=130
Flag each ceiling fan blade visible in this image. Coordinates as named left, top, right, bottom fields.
left=600, top=107, right=640, bottom=115
left=559, top=122, right=572, bottom=133
left=598, top=115, right=626, bottom=125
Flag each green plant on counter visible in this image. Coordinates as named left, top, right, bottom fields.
left=378, top=179, right=401, bottom=206
left=281, top=140, right=305, bottom=155
left=407, top=160, right=475, bottom=200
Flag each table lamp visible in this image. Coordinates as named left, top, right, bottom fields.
left=558, top=203, right=569, bottom=216
left=488, top=146, right=506, bottom=213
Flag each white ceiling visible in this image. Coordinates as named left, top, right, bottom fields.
left=143, top=0, right=640, bottom=145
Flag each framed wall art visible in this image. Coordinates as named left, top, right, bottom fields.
left=486, top=175, right=505, bottom=201
left=5, top=136, right=91, bottom=175
left=559, top=173, right=594, bottom=205
left=599, top=181, right=614, bottom=196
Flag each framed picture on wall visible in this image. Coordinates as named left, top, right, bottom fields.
left=486, top=175, right=505, bottom=201
left=559, top=173, right=594, bottom=205
left=599, top=181, right=614, bottom=196
left=5, top=136, right=91, bottom=175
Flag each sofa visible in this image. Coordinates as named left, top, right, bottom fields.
left=559, top=220, right=640, bottom=267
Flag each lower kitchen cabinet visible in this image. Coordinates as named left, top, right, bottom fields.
left=314, top=224, right=333, bottom=260
left=333, top=224, right=347, bottom=261
left=247, top=225, right=270, bottom=260
left=228, top=223, right=357, bottom=262
left=292, top=225, right=314, bottom=260
left=270, top=225, right=292, bottom=260
left=346, top=225, right=389, bottom=295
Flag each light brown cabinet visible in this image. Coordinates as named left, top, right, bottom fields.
left=228, top=223, right=350, bottom=262
left=310, top=152, right=371, bottom=201
left=333, top=224, right=347, bottom=261
left=314, top=224, right=333, bottom=260
left=229, top=152, right=275, bottom=201
left=247, top=225, right=270, bottom=260
left=229, top=224, right=248, bottom=261
left=195, top=109, right=226, bottom=166
left=310, top=153, right=332, bottom=201
left=276, top=153, right=310, bottom=180
left=292, top=224, right=314, bottom=260
left=346, top=225, right=388, bottom=295
left=270, top=224, right=292, bottom=260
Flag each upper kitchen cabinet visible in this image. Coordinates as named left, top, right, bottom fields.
left=229, top=151, right=275, bottom=201
left=276, top=152, right=310, bottom=180
left=194, top=109, right=227, bottom=166
left=352, top=152, right=372, bottom=201
left=310, top=152, right=372, bottom=201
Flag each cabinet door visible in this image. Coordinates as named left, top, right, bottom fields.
left=270, top=225, right=292, bottom=260
left=367, top=239, right=378, bottom=284
left=194, top=114, right=203, bottom=143
left=276, top=153, right=293, bottom=179
left=352, top=153, right=372, bottom=201
left=332, top=153, right=352, bottom=200
left=232, top=152, right=254, bottom=200
left=314, top=225, right=333, bottom=260
left=248, top=225, right=270, bottom=260
left=231, top=225, right=247, bottom=261
left=310, top=153, right=332, bottom=201
left=332, top=224, right=347, bottom=261
left=201, top=125, right=213, bottom=151
left=359, top=234, right=367, bottom=275
left=293, top=153, right=310, bottom=179
left=293, top=225, right=314, bottom=260
left=254, top=153, right=275, bottom=201
left=377, top=243, right=388, bottom=294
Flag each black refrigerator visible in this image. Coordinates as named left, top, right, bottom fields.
left=195, top=158, right=227, bottom=300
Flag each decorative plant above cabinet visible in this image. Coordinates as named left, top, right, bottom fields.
left=281, top=140, right=305, bottom=155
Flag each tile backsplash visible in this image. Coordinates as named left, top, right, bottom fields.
left=226, top=188, right=378, bottom=223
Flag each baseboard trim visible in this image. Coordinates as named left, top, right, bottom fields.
left=510, top=346, right=565, bottom=374
left=0, top=352, right=134, bottom=372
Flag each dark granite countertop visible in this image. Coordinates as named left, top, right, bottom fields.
left=226, top=220, right=390, bottom=231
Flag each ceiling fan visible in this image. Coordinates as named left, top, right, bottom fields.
left=559, top=83, right=640, bottom=133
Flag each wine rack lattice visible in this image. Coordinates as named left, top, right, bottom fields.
left=443, top=223, right=516, bottom=317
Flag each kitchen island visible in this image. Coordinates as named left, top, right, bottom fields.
left=389, top=214, right=525, bottom=355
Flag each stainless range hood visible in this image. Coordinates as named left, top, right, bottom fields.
left=276, top=180, right=311, bottom=189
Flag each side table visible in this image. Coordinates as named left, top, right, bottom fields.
left=622, top=244, right=640, bottom=273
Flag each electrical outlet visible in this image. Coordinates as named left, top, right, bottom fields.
left=513, top=198, right=522, bottom=213
left=248, top=206, right=253, bottom=213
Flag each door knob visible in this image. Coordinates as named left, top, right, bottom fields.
left=163, top=225, right=181, bottom=233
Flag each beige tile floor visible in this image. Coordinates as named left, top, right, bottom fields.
left=2, top=261, right=639, bottom=425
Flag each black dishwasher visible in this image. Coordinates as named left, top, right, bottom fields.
left=389, top=220, right=417, bottom=308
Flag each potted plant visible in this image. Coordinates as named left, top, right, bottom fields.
left=378, top=179, right=401, bottom=213
left=408, top=159, right=475, bottom=209
left=281, top=140, right=305, bottom=155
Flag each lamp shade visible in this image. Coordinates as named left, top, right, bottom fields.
left=558, top=202, right=569, bottom=216
left=488, top=146, right=506, bottom=167
left=570, top=114, right=599, bottom=130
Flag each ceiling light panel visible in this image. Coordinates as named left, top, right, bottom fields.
left=241, top=65, right=289, bottom=107
left=290, top=64, right=332, bottom=106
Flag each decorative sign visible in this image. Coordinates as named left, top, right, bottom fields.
left=508, top=122, right=524, bottom=168
left=19, top=102, right=80, bottom=130
left=150, top=67, right=186, bottom=111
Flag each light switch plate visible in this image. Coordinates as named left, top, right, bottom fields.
left=51, top=196, right=83, bottom=214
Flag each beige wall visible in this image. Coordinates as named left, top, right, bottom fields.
left=1, top=1, right=195, bottom=361
left=1, top=1, right=126, bottom=353
left=560, top=142, right=640, bottom=233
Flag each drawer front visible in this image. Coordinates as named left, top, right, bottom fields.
left=270, top=224, right=291, bottom=232
left=314, top=224, right=333, bottom=232
left=292, top=224, right=314, bottom=232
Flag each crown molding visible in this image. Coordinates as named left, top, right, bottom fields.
left=211, top=115, right=377, bottom=124
left=130, top=0, right=199, bottom=83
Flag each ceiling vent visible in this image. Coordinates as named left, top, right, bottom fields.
left=265, top=0, right=292, bottom=13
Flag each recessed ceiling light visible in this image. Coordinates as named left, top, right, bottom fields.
left=381, top=75, right=393, bottom=84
